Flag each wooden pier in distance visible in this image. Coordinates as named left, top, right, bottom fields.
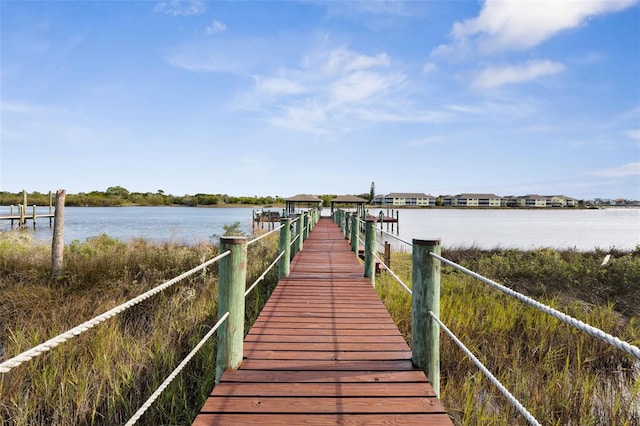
left=193, top=217, right=452, bottom=425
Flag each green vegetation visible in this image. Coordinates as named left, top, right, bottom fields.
left=2, top=228, right=639, bottom=425
left=0, top=188, right=283, bottom=207
left=0, top=229, right=280, bottom=425
left=376, top=246, right=640, bottom=425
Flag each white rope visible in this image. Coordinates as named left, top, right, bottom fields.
left=377, top=226, right=413, bottom=247
left=373, top=253, right=413, bottom=295
left=247, top=224, right=284, bottom=246
left=290, top=233, right=300, bottom=246
left=245, top=251, right=285, bottom=297
left=0, top=250, right=231, bottom=374
left=125, top=311, right=230, bottom=425
left=429, top=311, right=542, bottom=426
left=430, top=253, right=640, bottom=360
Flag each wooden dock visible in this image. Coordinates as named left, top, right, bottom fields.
left=193, top=217, right=452, bottom=425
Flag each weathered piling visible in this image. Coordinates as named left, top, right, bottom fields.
left=216, top=236, right=248, bottom=382
left=411, top=239, right=441, bottom=398
left=51, top=190, right=66, bottom=278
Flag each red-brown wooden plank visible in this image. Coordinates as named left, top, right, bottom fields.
left=192, top=217, right=452, bottom=425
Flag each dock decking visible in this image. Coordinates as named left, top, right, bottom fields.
left=193, top=217, right=452, bottom=425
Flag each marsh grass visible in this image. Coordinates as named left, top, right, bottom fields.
left=376, top=248, right=640, bottom=425
left=0, top=230, right=279, bottom=425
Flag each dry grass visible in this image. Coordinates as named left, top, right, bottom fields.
left=0, top=230, right=279, bottom=425
left=376, top=248, right=640, bottom=425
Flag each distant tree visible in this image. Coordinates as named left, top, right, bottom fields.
left=369, top=182, right=375, bottom=201
left=105, top=186, right=130, bottom=198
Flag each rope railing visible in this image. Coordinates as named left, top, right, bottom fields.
left=428, top=311, right=541, bottom=426
left=0, top=250, right=232, bottom=374
left=125, top=311, right=230, bottom=425
left=247, top=223, right=284, bottom=246
left=430, top=252, right=640, bottom=360
left=245, top=250, right=285, bottom=297
left=377, top=225, right=413, bottom=247
left=373, top=252, right=412, bottom=295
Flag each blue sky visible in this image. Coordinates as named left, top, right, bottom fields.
left=1, top=0, right=639, bottom=200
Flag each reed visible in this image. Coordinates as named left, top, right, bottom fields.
left=376, top=248, right=640, bottom=425
left=0, top=230, right=279, bottom=425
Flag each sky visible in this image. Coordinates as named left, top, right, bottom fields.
left=1, top=0, right=639, bottom=200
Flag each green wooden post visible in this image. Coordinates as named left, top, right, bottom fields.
left=279, top=218, right=292, bottom=278
left=297, top=213, right=305, bottom=253
left=216, top=236, right=248, bottom=383
left=19, top=204, right=25, bottom=228
left=303, top=212, right=310, bottom=241
left=32, top=205, right=37, bottom=228
left=411, top=239, right=441, bottom=398
left=49, top=191, right=53, bottom=214
left=364, top=218, right=377, bottom=284
left=351, top=214, right=358, bottom=253
left=344, top=212, right=351, bottom=239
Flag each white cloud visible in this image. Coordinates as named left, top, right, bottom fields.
left=627, top=129, right=640, bottom=140
left=254, top=76, right=306, bottom=95
left=473, top=60, right=565, bottom=89
left=323, top=49, right=390, bottom=74
left=439, top=0, right=638, bottom=55
left=206, top=20, right=226, bottom=35
left=154, top=0, right=205, bottom=16
left=593, top=162, right=640, bottom=177
left=330, top=71, right=401, bottom=104
left=422, top=62, right=437, bottom=74
left=405, top=136, right=443, bottom=147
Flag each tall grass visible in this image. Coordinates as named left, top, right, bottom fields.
left=376, top=247, right=640, bottom=425
left=0, top=230, right=280, bottom=425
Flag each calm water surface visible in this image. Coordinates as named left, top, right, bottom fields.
left=375, top=208, right=640, bottom=251
left=2, top=206, right=639, bottom=251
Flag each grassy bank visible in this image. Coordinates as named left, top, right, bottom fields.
left=377, top=246, right=640, bottom=425
left=2, top=230, right=639, bottom=425
left=0, top=230, right=280, bottom=425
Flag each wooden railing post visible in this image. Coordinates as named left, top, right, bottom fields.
left=303, top=212, right=310, bottom=241
left=411, top=239, right=441, bottom=398
left=279, top=218, right=292, bottom=278
left=216, top=236, right=248, bottom=383
left=345, top=212, right=351, bottom=239
left=364, top=218, right=377, bottom=284
left=297, top=213, right=305, bottom=252
left=351, top=214, right=358, bottom=254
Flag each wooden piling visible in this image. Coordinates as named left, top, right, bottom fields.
left=216, top=236, right=248, bottom=383
left=364, top=219, right=377, bottom=285
left=278, top=218, right=292, bottom=279
left=51, top=190, right=66, bottom=278
left=411, top=239, right=441, bottom=398
left=350, top=214, right=358, bottom=254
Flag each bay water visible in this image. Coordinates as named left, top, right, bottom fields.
left=2, top=206, right=639, bottom=251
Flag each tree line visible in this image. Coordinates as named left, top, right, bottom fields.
left=0, top=187, right=375, bottom=208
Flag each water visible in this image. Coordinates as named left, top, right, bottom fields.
left=377, top=207, right=640, bottom=251
left=2, top=206, right=639, bottom=251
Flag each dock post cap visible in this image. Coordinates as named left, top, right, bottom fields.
left=220, top=236, right=248, bottom=244
left=413, top=238, right=441, bottom=246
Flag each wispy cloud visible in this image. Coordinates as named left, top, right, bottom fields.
left=473, top=60, right=565, bottom=89
left=206, top=20, right=226, bottom=35
left=437, top=0, right=639, bottom=55
left=626, top=129, right=640, bottom=140
left=593, top=162, right=640, bottom=177
left=154, top=0, right=205, bottom=16
left=405, top=136, right=443, bottom=147
left=254, top=76, right=307, bottom=95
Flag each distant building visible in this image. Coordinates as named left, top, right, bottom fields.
left=455, top=193, right=502, bottom=207
left=380, top=193, right=436, bottom=206
left=518, top=195, right=548, bottom=207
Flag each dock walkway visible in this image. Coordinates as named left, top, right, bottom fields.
left=193, top=217, right=452, bottom=425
